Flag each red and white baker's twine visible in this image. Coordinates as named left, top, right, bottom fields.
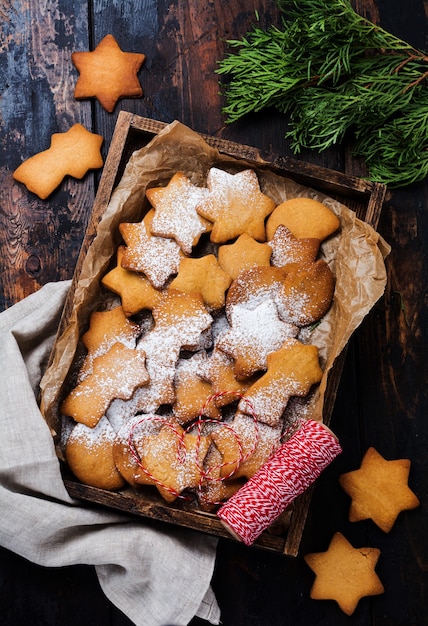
left=217, top=419, right=342, bottom=545
left=127, top=391, right=260, bottom=503
left=127, top=393, right=342, bottom=540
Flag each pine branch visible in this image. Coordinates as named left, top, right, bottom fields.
left=217, top=0, right=428, bottom=187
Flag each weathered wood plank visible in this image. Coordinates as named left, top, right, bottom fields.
left=0, top=0, right=94, bottom=309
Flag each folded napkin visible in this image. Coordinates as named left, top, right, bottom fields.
left=0, top=281, right=220, bottom=626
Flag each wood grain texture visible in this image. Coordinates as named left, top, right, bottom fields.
left=0, top=0, right=427, bottom=624
left=0, top=0, right=95, bottom=308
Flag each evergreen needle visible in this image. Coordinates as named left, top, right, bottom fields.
left=217, top=0, right=428, bottom=188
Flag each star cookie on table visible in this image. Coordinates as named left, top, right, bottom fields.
left=216, top=299, right=299, bottom=379
left=13, top=124, right=103, bottom=199
left=196, top=167, right=276, bottom=243
left=339, top=447, right=420, bottom=532
left=140, top=422, right=212, bottom=502
left=268, top=225, right=320, bottom=267
left=61, top=343, right=149, bottom=428
left=101, top=246, right=164, bottom=316
left=304, top=532, right=384, bottom=615
left=146, top=172, right=212, bottom=254
left=72, top=34, right=145, bottom=112
left=119, top=210, right=184, bottom=289
left=218, top=233, right=272, bottom=280
left=239, top=338, right=323, bottom=426
left=169, top=254, right=232, bottom=311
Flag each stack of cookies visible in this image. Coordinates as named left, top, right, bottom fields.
left=60, top=165, right=340, bottom=510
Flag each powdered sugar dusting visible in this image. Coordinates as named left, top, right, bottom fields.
left=217, top=299, right=299, bottom=376
left=121, top=215, right=183, bottom=289
left=149, top=174, right=211, bottom=254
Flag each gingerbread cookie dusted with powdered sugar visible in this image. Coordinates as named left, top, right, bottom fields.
left=146, top=171, right=212, bottom=254
left=119, top=209, right=184, bottom=289
left=196, top=167, right=276, bottom=243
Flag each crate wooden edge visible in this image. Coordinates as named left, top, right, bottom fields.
left=63, top=478, right=287, bottom=553
left=50, top=111, right=386, bottom=556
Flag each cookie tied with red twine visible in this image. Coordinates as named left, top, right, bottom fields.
left=217, top=419, right=342, bottom=546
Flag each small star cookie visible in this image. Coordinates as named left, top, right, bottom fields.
left=13, top=124, right=103, bottom=199
left=196, top=167, right=276, bottom=243
left=82, top=305, right=140, bottom=353
left=101, top=246, right=163, bottom=316
left=239, top=338, right=323, bottom=426
left=169, top=254, right=232, bottom=311
left=304, top=532, right=384, bottom=615
left=218, top=233, right=272, bottom=280
left=152, top=289, right=213, bottom=349
left=339, top=447, right=420, bottom=532
left=120, top=210, right=183, bottom=289
left=72, top=34, right=145, bottom=112
left=146, top=172, right=212, bottom=254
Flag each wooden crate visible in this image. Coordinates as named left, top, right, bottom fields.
left=56, top=112, right=387, bottom=556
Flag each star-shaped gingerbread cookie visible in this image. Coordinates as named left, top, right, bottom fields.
left=196, top=167, right=276, bottom=243
left=152, top=289, right=213, bottom=349
left=146, top=172, right=212, bottom=254
left=82, top=305, right=140, bottom=353
left=339, top=447, right=420, bottom=532
left=72, top=34, right=145, bottom=112
left=218, top=233, right=272, bottom=279
left=119, top=210, right=183, bottom=289
left=101, top=246, right=163, bottom=316
left=169, top=254, right=232, bottom=310
left=304, top=532, right=384, bottom=615
left=239, top=338, right=323, bottom=426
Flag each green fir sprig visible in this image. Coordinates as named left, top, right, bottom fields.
left=217, top=0, right=428, bottom=187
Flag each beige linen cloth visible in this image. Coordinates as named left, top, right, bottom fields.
left=0, top=280, right=220, bottom=626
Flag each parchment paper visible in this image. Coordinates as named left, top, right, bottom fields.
left=40, top=119, right=390, bottom=441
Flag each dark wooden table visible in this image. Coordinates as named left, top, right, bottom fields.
left=1, top=1, right=427, bottom=624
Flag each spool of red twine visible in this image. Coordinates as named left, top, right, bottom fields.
left=217, top=419, right=342, bottom=546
